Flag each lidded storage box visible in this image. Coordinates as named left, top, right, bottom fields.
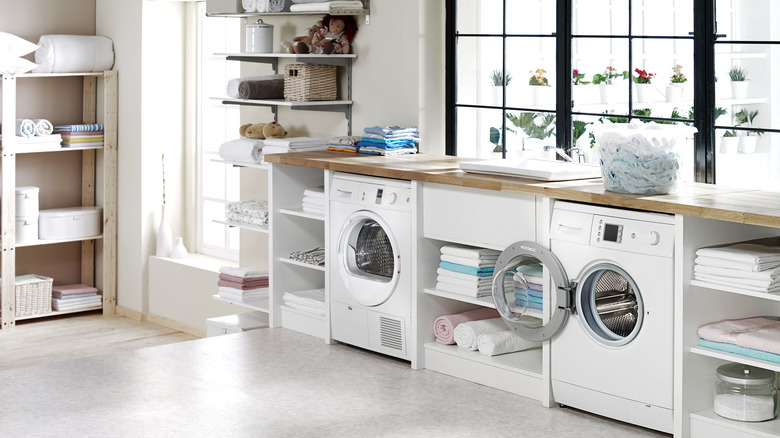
left=38, top=206, right=102, bottom=240
left=714, top=363, right=778, bottom=422
left=15, top=186, right=40, bottom=216
left=15, top=216, right=38, bottom=243
left=284, top=64, right=337, bottom=102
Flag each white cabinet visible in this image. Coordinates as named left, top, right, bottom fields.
left=0, top=71, right=118, bottom=329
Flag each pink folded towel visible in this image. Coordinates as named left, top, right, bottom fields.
left=738, top=327, right=780, bottom=356
left=217, top=279, right=269, bottom=290
left=433, top=307, right=500, bottom=345
left=52, top=283, right=99, bottom=296
left=698, top=317, right=780, bottom=344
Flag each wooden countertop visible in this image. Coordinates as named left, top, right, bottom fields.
left=264, top=151, right=780, bottom=229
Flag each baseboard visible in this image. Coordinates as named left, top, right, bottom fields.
left=116, top=305, right=145, bottom=322
left=147, top=313, right=206, bottom=338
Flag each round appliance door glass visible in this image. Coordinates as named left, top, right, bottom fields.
left=337, top=211, right=400, bottom=307
left=576, top=263, right=644, bottom=347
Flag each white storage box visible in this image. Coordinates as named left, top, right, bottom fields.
left=15, top=186, right=39, bottom=216
left=15, top=216, right=38, bottom=243
left=38, top=206, right=102, bottom=240
left=206, top=311, right=268, bottom=337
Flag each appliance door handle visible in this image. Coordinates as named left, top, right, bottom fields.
left=337, top=189, right=353, bottom=195
left=557, top=224, right=583, bottom=232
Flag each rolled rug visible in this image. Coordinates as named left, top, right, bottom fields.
left=15, top=118, right=35, bottom=138
left=237, top=78, right=285, bottom=100
left=33, top=119, right=53, bottom=136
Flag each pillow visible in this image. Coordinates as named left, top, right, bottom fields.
left=0, top=31, right=38, bottom=57
left=0, top=56, right=38, bottom=75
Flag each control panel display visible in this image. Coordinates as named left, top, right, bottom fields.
left=603, top=223, right=622, bottom=243
left=376, top=188, right=384, bottom=204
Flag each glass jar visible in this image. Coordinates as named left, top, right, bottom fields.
left=714, top=363, right=778, bottom=422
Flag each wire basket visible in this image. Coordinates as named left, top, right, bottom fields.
left=284, top=64, right=338, bottom=102
left=14, top=274, right=53, bottom=317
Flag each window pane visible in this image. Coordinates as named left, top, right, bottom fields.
left=456, top=106, right=507, bottom=159
left=716, top=130, right=779, bottom=188
left=506, top=37, right=556, bottom=110
left=456, top=36, right=504, bottom=107
left=632, top=39, right=694, bottom=110
left=456, top=0, right=503, bottom=35
left=631, top=0, right=693, bottom=36
left=573, top=0, right=629, bottom=36
left=715, top=44, right=777, bottom=131
left=716, top=0, right=778, bottom=41
left=506, top=0, right=556, bottom=35
left=572, top=38, right=630, bottom=115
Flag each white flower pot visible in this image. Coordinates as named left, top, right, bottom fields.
left=719, top=136, right=739, bottom=154
left=529, top=85, right=551, bottom=107
left=491, top=86, right=503, bottom=106
left=665, top=84, right=683, bottom=102
left=738, top=135, right=757, bottom=154
left=731, top=81, right=748, bottom=99
left=598, top=83, right=618, bottom=104
left=635, top=83, right=654, bottom=103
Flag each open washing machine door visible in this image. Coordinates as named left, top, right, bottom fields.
left=492, top=240, right=572, bottom=342
left=337, top=210, right=400, bottom=307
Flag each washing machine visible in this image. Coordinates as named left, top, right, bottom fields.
left=491, top=201, right=675, bottom=433
left=329, top=173, right=412, bottom=361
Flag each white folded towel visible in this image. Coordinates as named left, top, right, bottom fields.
left=693, top=274, right=780, bottom=293
left=436, top=281, right=492, bottom=299
left=694, top=264, right=780, bottom=281
left=283, top=289, right=325, bottom=307
left=440, top=244, right=501, bottom=260
left=289, top=1, right=362, bottom=12
left=453, top=318, right=507, bottom=350
left=477, top=330, right=542, bottom=356
left=218, top=138, right=265, bottom=163
left=33, top=119, right=53, bottom=136
left=440, top=254, right=497, bottom=268
left=437, top=276, right=493, bottom=292
left=303, top=186, right=325, bottom=199
left=694, top=272, right=779, bottom=289
left=696, top=243, right=780, bottom=265
left=218, top=266, right=268, bottom=279
left=436, top=267, right=489, bottom=283
left=695, top=256, right=780, bottom=273
left=284, top=301, right=325, bottom=316
left=16, top=118, right=35, bottom=138
left=436, top=272, right=493, bottom=288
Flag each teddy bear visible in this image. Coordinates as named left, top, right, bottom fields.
left=241, top=122, right=266, bottom=139
left=262, top=121, right=287, bottom=139
left=280, top=22, right=322, bottom=55
left=281, top=14, right=358, bottom=55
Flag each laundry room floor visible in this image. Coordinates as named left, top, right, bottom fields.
left=0, top=327, right=670, bottom=437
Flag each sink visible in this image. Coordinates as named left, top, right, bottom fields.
left=459, top=158, right=602, bottom=182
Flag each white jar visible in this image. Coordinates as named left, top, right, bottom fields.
left=246, top=19, right=273, bottom=53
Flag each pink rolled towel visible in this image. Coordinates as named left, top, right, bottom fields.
left=433, top=307, right=500, bottom=345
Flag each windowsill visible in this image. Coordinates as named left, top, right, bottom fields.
left=149, top=253, right=237, bottom=273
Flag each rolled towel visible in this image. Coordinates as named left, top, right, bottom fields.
left=477, top=330, right=542, bottom=356
left=433, top=308, right=500, bottom=345
left=242, top=0, right=258, bottom=11
left=453, top=318, right=508, bottom=350
left=237, top=78, right=285, bottom=100
left=268, top=0, right=287, bottom=12
left=227, top=74, right=283, bottom=98
left=33, top=119, right=53, bottom=136
left=16, top=119, right=35, bottom=138
left=218, top=138, right=265, bottom=163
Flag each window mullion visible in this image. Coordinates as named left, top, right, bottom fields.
left=693, top=0, right=717, bottom=183
left=556, top=0, right=572, bottom=151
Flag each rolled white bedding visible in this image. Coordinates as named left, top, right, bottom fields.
left=219, top=138, right=265, bottom=164
left=477, top=330, right=542, bottom=356
left=33, top=119, right=53, bottom=136
left=453, top=318, right=507, bottom=350
left=33, top=35, right=114, bottom=73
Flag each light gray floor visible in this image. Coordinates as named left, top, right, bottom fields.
left=0, top=327, right=669, bottom=437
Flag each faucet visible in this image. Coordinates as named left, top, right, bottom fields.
left=542, top=146, right=589, bottom=163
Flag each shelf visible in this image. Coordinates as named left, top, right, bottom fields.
left=424, top=341, right=543, bottom=375
left=217, top=52, right=356, bottom=67
left=280, top=257, right=325, bottom=272
left=12, top=144, right=103, bottom=154
left=213, top=219, right=269, bottom=234
left=691, top=408, right=780, bottom=438
left=212, top=96, right=352, bottom=108
left=280, top=304, right=326, bottom=339
left=15, top=234, right=103, bottom=248
left=279, top=304, right=325, bottom=321
left=212, top=158, right=268, bottom=170
left=206, top=5, right=369, bottom=18
left=690, top=280, right=780, bottom=302
left=1, top=72, right=106, bottom=78
left=690, top=346, right=780, bottom=373
left=423, top=287, right=495, bottom=308
left=212, top=294, right=270, bottom=313
left=14, top=305, right=104, bottom=321
left=279, top=207, right=324, bottom=221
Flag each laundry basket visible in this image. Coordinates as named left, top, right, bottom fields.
left=13, top=274, right=53, bottom=317
left=284, top=63, right=338, bottom=102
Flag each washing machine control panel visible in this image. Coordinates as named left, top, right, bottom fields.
left=358, top=183, right=412, bottom=212
left=592, top=215, right=674, bottom=258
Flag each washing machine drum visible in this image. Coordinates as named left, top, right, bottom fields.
left=338, top=211, right=400, bottom=307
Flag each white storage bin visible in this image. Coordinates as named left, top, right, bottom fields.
left=206, top=311, right=268, bottom=337
left=15, top=186, right=39, bottom=217
left=38, top=206, right=102, bottom=240
left=15, top=216, right=38, bottom=243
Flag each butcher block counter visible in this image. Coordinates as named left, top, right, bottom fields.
left=264, top=151, right=780, bottom=228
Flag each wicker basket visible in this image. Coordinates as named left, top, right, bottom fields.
left=284, top=64, right=338, bottom=102
left=14, top=274, right=53, bottom=317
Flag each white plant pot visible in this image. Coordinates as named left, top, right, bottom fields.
left=491, top=85, right=503, bottom=106
left=719, top=136, right=739, bottom=154
left=529, top=85, right=551, bottom=107
left=738, top=136, right=758, bottom=154
left=731, top=81, right=748, bottom=99
left=635, top=83, right=654, bottom=103
left=156, top=204, right=172, bottom=257
left=598, top=83, right=618, bottom=104
left=665, top=84, right=683, bottom=102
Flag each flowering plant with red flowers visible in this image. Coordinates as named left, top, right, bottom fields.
left=572, top=69, right=589, bottom=85
left=634, top=68, right=656, bottom=84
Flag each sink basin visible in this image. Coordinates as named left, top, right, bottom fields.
left=459, top=158, right=602, bottom=182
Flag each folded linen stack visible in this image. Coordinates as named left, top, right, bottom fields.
left=54, top=124, right=104, bottom=148
left=693, top=243, right=780, bottom=293
left=436, top=244, right=502, bottom=298
left=433, top=307, right=500, bottom=345
left=289, top=0, right=364, bottom=13
left=218, top=266, right=269, bottom=303
left=283, top=288, right=326, bottom=316
left=357, top=126, right=419, bottom=156
left=513, top=263, right=545, bottom=313
left=326, top=135, right=361, bottom=153
left=289, top=247, right=325, bottom=266
left=0, top=133, right=62, bottom=149
left=225, top=199, right=269, bottom=229
left=51, top=284, right=101, bottom=312
left=698, top=317, right=780, bottom=364
left=302, top=185, right=325, bottom=215
left=262, top=137, right=328, bottom=158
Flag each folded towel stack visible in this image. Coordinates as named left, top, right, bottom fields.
left=436, top=244, right=503, bottom=298
left=283, top=288, right=325, bottom=316
left=290, top=0, right=363, bottom=12
left=513, top=263, right=544, bottom=313
left=326, top=135, right=361, bottom=153
left=357, top=126, right=419, bottom=156
left=433, top=307, right=500, bottom=345
left=302, top=185, right=325, bottom=215
left=698, top=317, right=780, bottom=364
left=289, top=247, right=325, bottom=266
left=225, top=200, right=269, bottom=229
left=0, top=133, right=62, bottom=149
left=262, top=137, right=328, bottom=158
left=219, top=138, right=265, bottom=164
left=54, top=124, right=105, bottom=148
left=693, top=243, right=780, bottom=293
left=218, top=266, right=269, bottom=303
left=51, top=284, right=102, bottom=312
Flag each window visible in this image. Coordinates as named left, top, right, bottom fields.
left=447, top=0, right=780, bottom=188
left=196, top=4, right=241, bottom=260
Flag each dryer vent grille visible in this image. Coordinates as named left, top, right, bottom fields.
left=379, top=316, right=404, bottom=351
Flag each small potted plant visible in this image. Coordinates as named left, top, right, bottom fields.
left=592, top=66, right=628, bottom=104
left=729, top=66, right=749, bottom=99
left=633, top=68, right=655, bottom=103
left=666, top=64, right=687, bottom=102
left=719, top=130, right=739, bottom=154
left=489, top=69, right=511, bottom=105
left=572, top=68, right=590, bottom=106
left=734, top=107, right=761, bottom=153
left=528, top=68, right=551, bottom=106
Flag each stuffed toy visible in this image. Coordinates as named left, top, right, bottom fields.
left=262, top=121, right=287, bottom=139
left=239, top=123, right=254, bottom=137
left=280, top=22, right=322, bottom=55
left=243, top=123, right=267, bottom=139
left=282, top=14, right=358, bottom=55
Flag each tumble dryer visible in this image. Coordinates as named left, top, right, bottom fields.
left=492, top=201, right=675, bottom=433
left=329, top=173, right=412, bottom=361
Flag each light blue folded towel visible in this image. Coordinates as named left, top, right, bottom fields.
left=364, top=126, right=419, bottom=137
left=439, top=261, right=494, bottom=277
left=514, top=293, right=542, bottom=304
left=697, top=338, right=780, bottom=364
left=514, top=299, right=543, bottom=311
left=515, top=286, right=543, bottom=298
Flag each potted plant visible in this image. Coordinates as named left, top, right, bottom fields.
left=734, top=107, right=761, bottom=153
left=592, top=66, right=628, bottom=104
left=729, top=66, right=749, bottom=99
left=507, top=111, right=555, bottom=151
left=666, top=64, right=687, bottom=102
left=489, top=69, right=511, bottom=105
left=528, top=68, right=551, bottom=106
left=572, top=68, right=590, bottom=106
left=633, top=68, right=656, bottom=103
left=719, top=130, right=739, bottom=154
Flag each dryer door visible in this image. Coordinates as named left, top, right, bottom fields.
left=492, top=241, right=571, bottom=342
left=337, top=210, right=400, bottom=307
